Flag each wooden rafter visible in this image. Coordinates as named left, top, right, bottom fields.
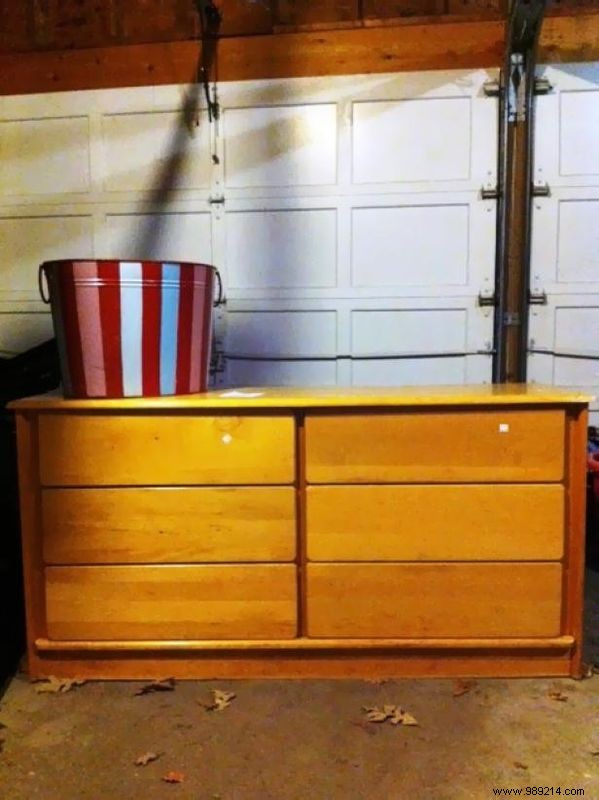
left=0, top=11, right=598, bottom=96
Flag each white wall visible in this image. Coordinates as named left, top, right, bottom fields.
left=530, top=64, right=599, bottom=423
left=0, top=70, right=499, bottom=386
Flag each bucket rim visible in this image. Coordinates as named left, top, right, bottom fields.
left=41, top=258, right=217, bottom=271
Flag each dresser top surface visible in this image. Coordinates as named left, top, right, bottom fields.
left=8, top=384, right=593, bottom=411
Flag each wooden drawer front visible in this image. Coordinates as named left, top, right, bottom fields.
left=42, top=487, right=296, bottom=564
left=307, top=484, right=565, bottom=561
left=307, top=563, right=562, bottom=638
left=39, top=414, right=295, bottom=486
left=305, top=410, right=565, bottom=483
left=46, top=565, right=297, bottom=640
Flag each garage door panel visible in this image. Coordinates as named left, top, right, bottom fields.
left=223, top=104, right=337, bottom=188
left=534, top=66, right=599, bottom=189
left=102, top=110, right=212, bottom=192
left=352, top=97, right=472, bottom=184
left=0, top=115, right=91, bottom=196
left=351, top=204, right=469, bottom=288
left=559, top=91, right=599, bottom=178
left=351, top=309, right=467, bottom=355
left=557, top=199, right=599, bottom=285
left=101, top=211, right=213, bottom=263
left=227, top=310, right=337, bottom=358
left=530, top=67, right=599, bottom=410
left=351, top=356, right=467, bottom=386
left=226, top=208, right=337, bottom=290
left=227, top=359, right=337, bottom=387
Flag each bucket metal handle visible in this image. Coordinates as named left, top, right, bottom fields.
left=38, top=264, right=51, bottom=304
left=214, top=268, right=225, bottom=307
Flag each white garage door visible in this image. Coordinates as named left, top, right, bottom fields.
left=529, top=64, right=599, bottom=423
left=217, top=71, right=498, bottom=387
left=0, top=70, right=498, bottom=390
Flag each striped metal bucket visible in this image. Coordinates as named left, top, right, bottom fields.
left=39, top=260, right=219, bottom=399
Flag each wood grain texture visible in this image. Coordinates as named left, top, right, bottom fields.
left=307, top=484, right=565, bottom=561
left=29, top=653, right=574, bottom=680
left=306, top=409, right=565, bottom=484
left=42, top=487, right=296, bottom=564
left=38, top=414, right=295, bottom=486
left=14, top=413, right=46, bottom=676
left=35, top=636, right=575, bottom=652
left=10, top=384, right=592, bottom=411
left=45, top=565, right=297, bottom=640
left=307, top=563, right=563, bottom=638
left=563, top=408, right=588, bottom=677
left=1, top=14, right=599, bottom=96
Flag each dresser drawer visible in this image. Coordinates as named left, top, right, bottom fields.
left=307, top=484, right=564, bottom=561
left=46, top=565, right=297, bottom=640
left=39, top=414, right=295, bottom=486
left=305, top=409, right=565, bottom=483
left=43, top=487, right=296, bottom=564
left=307, top=563, right=562, bottom=638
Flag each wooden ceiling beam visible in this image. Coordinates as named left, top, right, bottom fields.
left=0, top=12, right=597, bottom=96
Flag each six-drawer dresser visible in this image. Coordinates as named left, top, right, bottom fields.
left=9, top=385, right=590, bottom=679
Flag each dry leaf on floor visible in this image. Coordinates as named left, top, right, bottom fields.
left=134, top=678, right=176, bottom=696
left=453, top=679, right=477, bottom=697
left=389, top=708, right=419, bottom=727
left=363, top=705, right=393, bottom=723
left=547, top=688, right=568, bottom=702
left=201, top=689, right=236, bottom=712
left=135, top=752, right=161, bottom=766
left=514, top=761, right=529, bottom=770
left=363, top=705, right=418, bottom=727
left=162, top=771, right=185, bottom=784
left=34, top=677, right=86, bottom=694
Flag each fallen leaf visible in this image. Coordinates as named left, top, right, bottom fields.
left=162, top=771, right=185, bottom=784
left=363, top=706, right=390, bottom=723
left=34, top=677, right=86, bottom=694
left=134, top=678, right=176, bottom=696
left=453, top=679, right=477, bottom=697
left=514, top=761, right=529, bottom=770
left=548, top=688, right=568, bottom=702
left=363, top=705, right=418, bottom=727
left=389, top=708, right=419, bottom=727
left=201, top=689, right=236, bottom=712
left=135, top=752, right=161, bottom=766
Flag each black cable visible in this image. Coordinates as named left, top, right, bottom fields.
left=529, top=349, right=599, bottom=362
left=195, top=0, right=222, bottom=122
left=224, top=351, right=492, bottom=363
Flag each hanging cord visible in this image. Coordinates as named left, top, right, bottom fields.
left=195, top=0, right=222, bottom=122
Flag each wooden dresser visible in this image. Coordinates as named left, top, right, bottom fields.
left=9, top=385, right=590, bottom=680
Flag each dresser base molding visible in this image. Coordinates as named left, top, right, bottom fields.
left=29, top=652, right=577, bottom=681
left=35, top=636, right=575, bottom=653
left=29, top=637, right=580, bottom=680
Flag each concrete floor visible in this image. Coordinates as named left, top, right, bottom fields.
left=1, top=572, right=598, bottom=800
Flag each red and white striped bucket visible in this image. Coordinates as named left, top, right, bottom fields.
left=39, top=259, right=220, bottom=399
